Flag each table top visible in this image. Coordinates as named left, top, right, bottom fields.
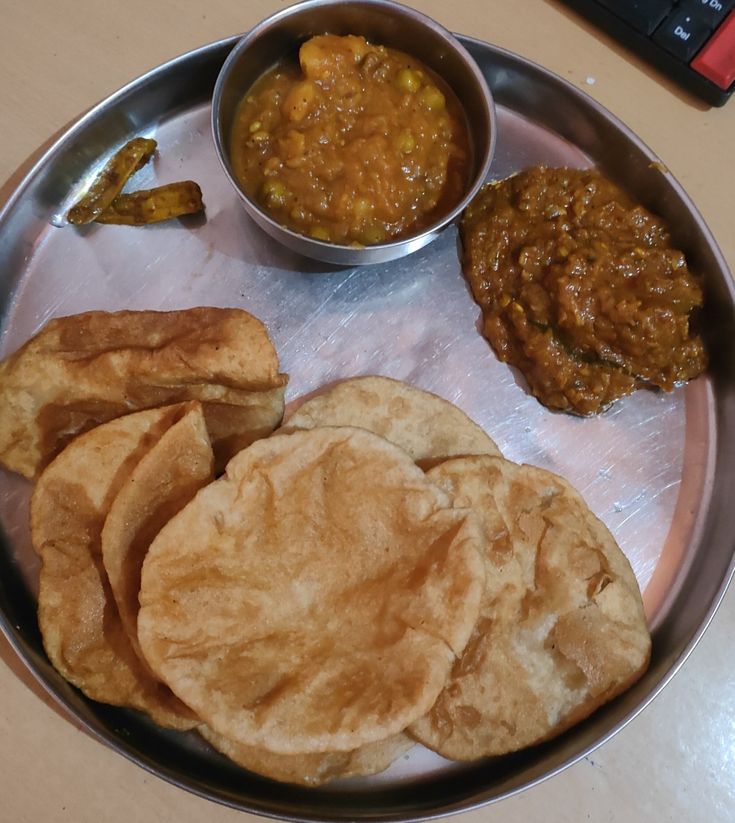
left=1, top=1, right=733, bottom=821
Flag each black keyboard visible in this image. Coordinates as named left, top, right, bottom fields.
left=558, top=0, right=735, bottom=106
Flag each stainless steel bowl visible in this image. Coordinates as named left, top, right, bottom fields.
left=212, top=0, right=496, bottom=266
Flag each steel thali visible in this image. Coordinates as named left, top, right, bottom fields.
left=0, top=33, right=733, bottom=822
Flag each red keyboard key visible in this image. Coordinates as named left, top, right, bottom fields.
left=691, top=10, right=735, bottom=89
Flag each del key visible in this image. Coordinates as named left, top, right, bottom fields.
left=653, top=8, right=713, bottom=59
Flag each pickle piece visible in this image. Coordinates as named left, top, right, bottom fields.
left=94, top=181, right=204, bottom=225
left=67, top=137, right=157, bottom=225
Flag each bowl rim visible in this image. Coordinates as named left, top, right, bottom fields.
left=210, top=0, right=496, bottom=260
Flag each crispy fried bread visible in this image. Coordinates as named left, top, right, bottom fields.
left=409, top=455, right=651, bottom=759
left=138, top=426, right=486, bottom=754
left=200, top=728, right=413, bottom=787
left=0, top=307, right=287, bottom=477
left=283, top=376, right=499, bottom=468
left=33, top=404, right=200, bottom=729
left=101, top=402, right=214, bottom=666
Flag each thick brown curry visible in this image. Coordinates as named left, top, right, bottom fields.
left=461, top=166, right=707, bottom=415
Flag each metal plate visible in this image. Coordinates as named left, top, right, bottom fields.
left=0, top=34, right=733, bottom=822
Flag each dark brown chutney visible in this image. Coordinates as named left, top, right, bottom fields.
left=229, top=35, right=470, bottom=246
left=461, top=166, right=707, bottom=415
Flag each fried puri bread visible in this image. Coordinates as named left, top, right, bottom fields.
left=101, top=403, right=214, bottom=666
left=33, top=404, right=200, bottom=729
left=409, top=455, right=651, bottom=760
left=0, top=307, right=287, bottom=478
left=282, top=376, right=500, bottom=468
left=137, top=426, right=486, bottom=755
left=200, top=728, right=414, bottom=787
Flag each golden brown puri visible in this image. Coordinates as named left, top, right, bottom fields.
left=33, top=404, right=200, bottom=729
left=201, top=386, right=286, bottom=473
left=138, top=426, right=486, bottom=755
left=200, top=727, right=414, bottom=787
left=282, top=375, right=500, bottom=469
left=0, top=307, right=288, bottom=478
left=101, top=402, right=214, bottom=667
left=409, top=455, right=651, bottom=760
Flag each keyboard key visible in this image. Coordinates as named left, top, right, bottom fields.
left=653, top=8, right=713, bottom=59
left=598, top=0, right=674, bottom=35
left=681, top=0, right=734, bottom=29
left=557, top=0, right=734, bottom=103
left=691, top=10, right=735, bottom=88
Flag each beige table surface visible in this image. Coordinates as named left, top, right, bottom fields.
left=1, top=1, right=733, bottom=821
